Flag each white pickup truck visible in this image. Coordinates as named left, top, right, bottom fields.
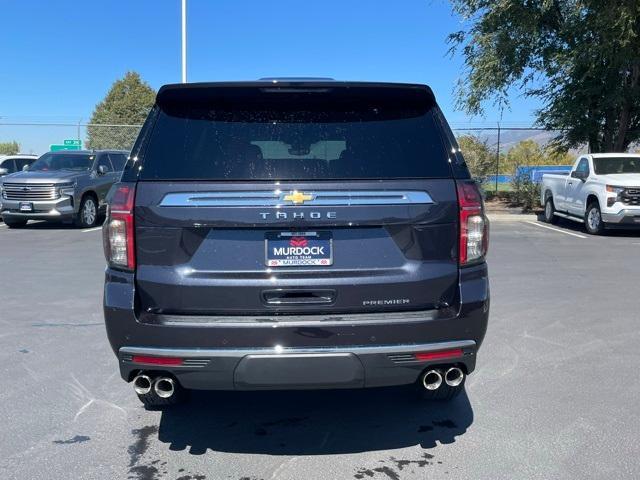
left=541, top=153, right=640, bottom=234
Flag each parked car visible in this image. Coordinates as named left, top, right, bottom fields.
left=0, top=154, right=38, bottom=177
left=0, top=149, right=128, bottom=228
left=102, top=80, right=490, bottom=408
left=541, top=153, right=640, bottom=234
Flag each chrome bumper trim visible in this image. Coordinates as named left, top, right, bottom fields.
left=120, top=340, right=476, bottom=359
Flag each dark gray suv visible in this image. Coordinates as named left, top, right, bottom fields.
left=0, top=150, right=128, bottom=228
left=103, top=81, right=490, bottom=408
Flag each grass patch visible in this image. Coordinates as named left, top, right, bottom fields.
left=481, top=183, right=512, bottom=193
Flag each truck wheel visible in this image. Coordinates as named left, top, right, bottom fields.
left=585, top=202, right=605, bottom=235
left=544, top=197, right=559, bottom=224
left=74, top=195, right=98, bottom=228
left=3, top=217, right=28, bottom=228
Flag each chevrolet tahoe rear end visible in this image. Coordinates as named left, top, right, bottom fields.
left=102, top=80, right=489, bottom=407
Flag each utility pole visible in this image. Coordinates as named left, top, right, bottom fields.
left=181, top=0, right=187, bottom=83
left=495, top=123, right=501, bottom=193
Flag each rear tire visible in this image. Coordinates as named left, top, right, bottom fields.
left=544, top=197, right=558, bottom=224
left=3, top=217, right=28, bottom=228
left=585, top=202, right=605, bottom=235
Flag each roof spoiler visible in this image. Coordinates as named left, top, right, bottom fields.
left=156, top=81, right=436, bottom=110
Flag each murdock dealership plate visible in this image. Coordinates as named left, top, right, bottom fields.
left=265, top=231, right=333, bottom=267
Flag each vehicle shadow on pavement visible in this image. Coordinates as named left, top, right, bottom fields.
left=2, top=219, right=104, bottom=230
left=534, top=213, right=640, bottom=237
left=156, top=387, right=473, bottom=455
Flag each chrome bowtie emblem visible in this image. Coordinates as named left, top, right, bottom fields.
left=282, top=191, right=315, bottom=205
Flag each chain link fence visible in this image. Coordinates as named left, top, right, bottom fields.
left=1, top=120, right=566, bottom=150
left=1, top=121, right=578, bottom=187
left=0, top=121, right=143, bottom=155
left=450, top=126, right=587, bottom=193
left=84, top=124, right=143, bottom=151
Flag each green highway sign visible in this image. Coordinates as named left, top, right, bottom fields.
left=51, top=139, right=82, bottom=151
left=50, top=144, right=81, bottom=152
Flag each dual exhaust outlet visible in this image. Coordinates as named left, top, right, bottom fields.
left=421, top=367, right=464, bottom=391
left=133, top=374, right=176, bottom=399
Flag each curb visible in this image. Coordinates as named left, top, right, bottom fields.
left=486, top=213, right=539, bottom=222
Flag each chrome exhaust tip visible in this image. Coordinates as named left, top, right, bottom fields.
left=444, top=367, right=464, bottom=387
left=154, top=377, right=175, bottom=399
left=422, top=369, right=443, bottom=391
left=133, top=374, right=152, bottom=395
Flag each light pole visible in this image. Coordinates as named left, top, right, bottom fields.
left=181, top=0, right=187, bottom=83
left=495, top=122, right=501, bottom=194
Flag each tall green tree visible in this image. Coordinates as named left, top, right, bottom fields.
left=503, top=140, right=575, bottom=173
left=448, top=1, right=640, bottom=153
left=87, top=71, right=156, bottom=150
left=0, top=141, right=20, bottom=155
left=503, top=140, right=545, bottom=174
left=458, top=135, right=495, bottom=181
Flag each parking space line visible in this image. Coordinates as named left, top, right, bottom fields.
left=82, top=227, right=102, bottom=233
left=524, top=221, right=588, bottom=239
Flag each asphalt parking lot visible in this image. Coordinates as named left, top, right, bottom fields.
left=1, top=218, right=639, bottom=480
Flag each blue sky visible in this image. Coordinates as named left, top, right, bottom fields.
left=1, top=0, right=541, bottom=152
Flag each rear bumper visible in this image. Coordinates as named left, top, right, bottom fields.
left=119, top=340, right=477, bottom=390
left=104, top=263, right=489, bottom=390
left=602, top=208, right=640, bottom=226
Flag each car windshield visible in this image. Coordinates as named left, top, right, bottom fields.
left=593, top=157, right=640, bottom=175
left=29, top=153, right=94, bottom=172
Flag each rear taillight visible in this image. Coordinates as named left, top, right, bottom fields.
left=103, top=183, right=136, bottom=271
left=456, top=180, right=489, bottom=266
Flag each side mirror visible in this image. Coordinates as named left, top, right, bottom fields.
left=97, top=165, right=108, bottom=175
left=22, top=165, right=30, bottom=171
left=0, top=167, right=8, bottom=176
left=571, top=171, right=587, bottom=181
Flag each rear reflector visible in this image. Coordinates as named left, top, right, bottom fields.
left=414, top=348, right=463, bottom=362
left=132, top=355, right=184, bottom=366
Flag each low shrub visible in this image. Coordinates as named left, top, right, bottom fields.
left=510, top=174, right=541, bottom=212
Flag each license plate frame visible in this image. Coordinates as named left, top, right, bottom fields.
left=19, top=202, right=33, bottom=212
left=265, top=231, right=333, bottom=267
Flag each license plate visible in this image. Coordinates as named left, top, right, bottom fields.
left=265, top=231, right=333, bottom=267
left=19, top=202, right=33, bottom=212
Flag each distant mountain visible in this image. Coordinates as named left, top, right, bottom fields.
left=454, top=128, right=588, bottom=154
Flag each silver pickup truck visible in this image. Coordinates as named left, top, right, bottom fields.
left=0, top=150, right=128, bottom=228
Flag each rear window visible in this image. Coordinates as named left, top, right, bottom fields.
left=139, top=92, right=451, bottom=180
left=593, top=157, right=640, bottom=175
